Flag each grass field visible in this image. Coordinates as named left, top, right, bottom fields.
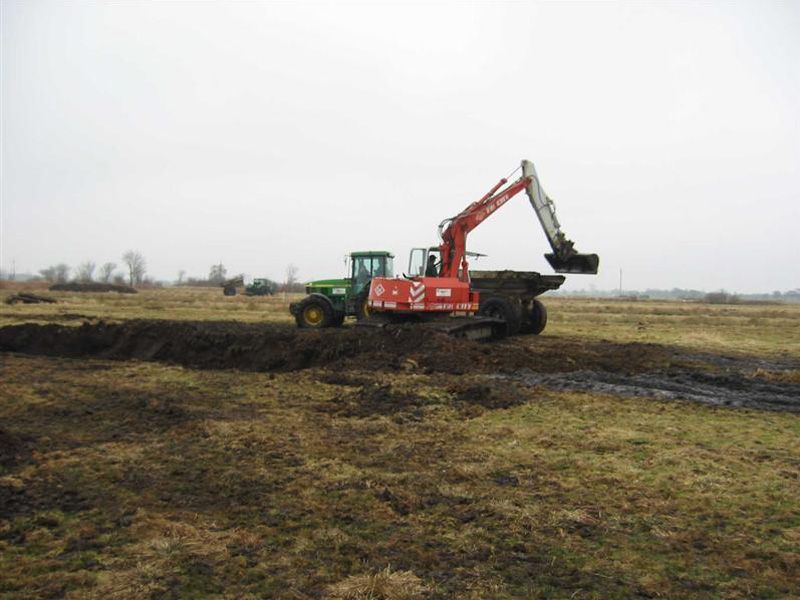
left=1, top=285, right=799, bottom=598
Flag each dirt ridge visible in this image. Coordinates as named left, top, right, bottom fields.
left=0, top=319, right=677, bottom=374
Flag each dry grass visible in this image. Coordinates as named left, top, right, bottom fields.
left=326, top=567, right=428, bottom=600
left=549, top=297, right=800, bottom=358
left=1, top=351, right=798, bottom=598
left=0, top=283, right=303, bottom=326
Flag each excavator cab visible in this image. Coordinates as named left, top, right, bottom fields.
left=408, top=248, right=441, bottom=277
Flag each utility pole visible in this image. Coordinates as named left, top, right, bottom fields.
left=619, top=268, right=622, bottom=296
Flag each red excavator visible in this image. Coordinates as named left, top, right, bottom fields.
left=365, top=159, right=599, bottom=339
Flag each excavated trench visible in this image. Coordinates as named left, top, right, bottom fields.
left=0, top=319, right=798, bottom=412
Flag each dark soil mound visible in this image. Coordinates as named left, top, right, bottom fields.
left=5, top=292, right=57, bottom=305
left=49, top=283, right=137, bottom=294
left=0, top=319, right=680, bottom=375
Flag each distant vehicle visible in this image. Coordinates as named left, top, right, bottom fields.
left=222, top=276, right=277, bottom=297
left=245, top=278, right=277, bottom=296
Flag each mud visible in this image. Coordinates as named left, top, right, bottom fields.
left=500, top=369, right=800, bottom=412
left=1, top=319, right=798, bottom=412
left=0, top=319, right=677, bottom=374
left=49, top=282, right=137, bottom=293
left=0, top=427, right=34, bottom=469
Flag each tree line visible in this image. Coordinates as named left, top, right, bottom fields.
left=38, top=251, right=147, bottom=286
left=34, top=254, right=303, bottom=292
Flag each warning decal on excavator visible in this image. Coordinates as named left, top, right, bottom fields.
left=410, top=282, right=425, bottom=303
left=435, top=288, right=452, bottom=297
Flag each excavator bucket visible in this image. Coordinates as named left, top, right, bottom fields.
left=545, top=252, right=599, bottom=275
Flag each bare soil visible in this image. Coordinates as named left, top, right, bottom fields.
left=1, top=319, right=798, bottom=412
left=49, top=282, right=137, bottom=293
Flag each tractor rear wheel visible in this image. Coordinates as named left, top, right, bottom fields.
left=295, top=297, right=333, bottom=328
left=355, top=290, right=371, bottom=321
left=477, top=296, right=521, bottom=337
left=223, top=286, right=236, bottom=296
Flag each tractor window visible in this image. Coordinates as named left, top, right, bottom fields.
left=381, top=256, right=393, bottom=277
left=352, top=255, right=393, bottom=281
left=408, top=248, right=426, bottom=276
left=353, top=257, right=371, bottom=284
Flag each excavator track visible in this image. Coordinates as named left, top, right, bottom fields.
left=356, top=315, right=504, bottom=341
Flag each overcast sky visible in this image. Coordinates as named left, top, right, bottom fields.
left=2, top=1, right=798, bottom=292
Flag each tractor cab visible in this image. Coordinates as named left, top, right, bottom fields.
left=348, top=251, right=394, bottom=294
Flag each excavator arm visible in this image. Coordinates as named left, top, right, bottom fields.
left=521, top=160, right=600, bottom=275
left=437, top=159, right=598, bottom=280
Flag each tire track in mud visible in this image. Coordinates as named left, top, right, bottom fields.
left=498, top=369, right=800, bottom=412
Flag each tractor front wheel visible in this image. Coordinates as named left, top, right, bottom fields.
left=295, top=297, right=333, bottom=328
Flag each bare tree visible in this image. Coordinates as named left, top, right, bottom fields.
left=98, top=262, right=116, bottom=283
left=177, top=269, right=186, bottom=285
left=208, top=263, right=227, bottom=285
left=284, top=263, right=299, bottom=292
left=121, top=250, right=146, bottom=286
left=38, top=263, right=71, bottom=283
left=54, top=264, right=70, bottom=283
left=39, top=266, right=57, bottom=283
left=75, top=261, right=96, bottom=282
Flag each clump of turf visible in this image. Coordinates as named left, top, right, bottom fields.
left=326, top=566, right=428, bottom=600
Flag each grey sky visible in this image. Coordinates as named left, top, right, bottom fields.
left=2, top=1, right=798, bottom=292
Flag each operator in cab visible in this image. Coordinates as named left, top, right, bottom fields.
left=425, top=254, right=439, bottom=277
left=357, top=262, right=370, bottom=285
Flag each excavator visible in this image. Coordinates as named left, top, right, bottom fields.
left=365, top=159, right=599, bottom=339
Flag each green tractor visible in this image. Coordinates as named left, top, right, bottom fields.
left=245, top=278, right=277, bottom=296
left=222, top=276, right=277, bottom=296
left=290, top=251, right=394, bottom=328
